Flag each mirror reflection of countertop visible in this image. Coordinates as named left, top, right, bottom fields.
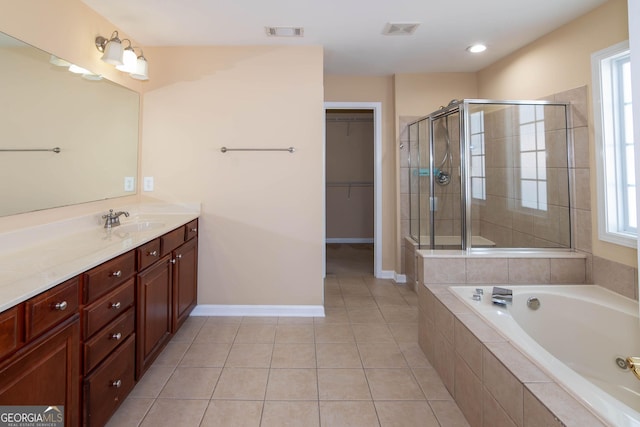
left=0, top=202, right=200, bottom=312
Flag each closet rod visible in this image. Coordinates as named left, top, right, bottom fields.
left=220, top=147, right=295, bottom=153
left=0, top=147, right=61, bottom=153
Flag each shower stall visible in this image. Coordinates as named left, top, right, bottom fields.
left=408, top=99, right=572, bottom=250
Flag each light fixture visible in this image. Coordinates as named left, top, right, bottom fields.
left=95, top=30, right=149, bottom=80
left=467, top=44, right=487, bottom=53
left=130, top=51, right=149, bottom=81
left=115, top=40, right=138, bottom=73
left=95, top=31, right=124, bottom=65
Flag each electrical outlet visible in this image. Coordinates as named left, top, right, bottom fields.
left=124, top=177, right=135, bottom=192
left=143, top=176, right=154, bottom=192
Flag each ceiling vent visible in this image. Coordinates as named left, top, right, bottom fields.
left=265, top=27, right=304, bottom=37
left=382, top=22, right=420, bottom=36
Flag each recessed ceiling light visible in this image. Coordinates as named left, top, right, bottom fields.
left=467, top=44, right=487, bottom=53
left=265, top=27, right=304, bottom=37
left=382, top=22, right=420, bottom=36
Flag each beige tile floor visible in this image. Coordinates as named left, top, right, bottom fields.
left=106, top=244, right=469, bottom=427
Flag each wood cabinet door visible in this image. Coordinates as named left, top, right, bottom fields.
left=172, top=237, right=198, bottom=333
left=0, top=316, right=80, bottom=427
left=136, top=255, right=172, bottom=379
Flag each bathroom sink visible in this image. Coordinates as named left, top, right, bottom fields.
left=116, top=221, right=166, bottom=233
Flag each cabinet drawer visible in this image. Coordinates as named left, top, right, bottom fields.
left=185, top=219, right=198, bottom=241
left=83, top=251, right=136, bottom=303
left=0, top=305, right=23, bottom=360
left=25, top=277, right=79, bottom=341
left=161, top=227, right=185, bottom=257
left=83, top=279, right=135, bottom=338
left=137, top=238, right=161, bottom=271
left=84, top=308, right=134, bottom=374
left=84, top=334, right=135, bottom=427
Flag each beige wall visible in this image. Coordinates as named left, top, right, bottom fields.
left=324, top=75, right=396, bottom=271
left=477, top=0, right=634, bottom=266
left=0, top=0, right=142, bottom=233
left=394, top=73, right=478, bottom=117
left=141, top=46, right=325, bottom=305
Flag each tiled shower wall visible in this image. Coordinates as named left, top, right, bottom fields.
left=478, top=103, right=570, bottom=248
left=399, top=86, right=638, bottom=299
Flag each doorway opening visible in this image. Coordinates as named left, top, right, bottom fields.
left=324, top=102, right=382, bottom=278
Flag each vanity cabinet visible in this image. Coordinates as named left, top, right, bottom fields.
left=82, top=255, right=137, bottom=426
left=136, top=252, right=173, bottom=378
left=136, top=218, right=199, bottom=377
left=0, top=305, right=24, bottom=360
left=172, top=236, right=198, bottom=332
left=0, top=309, right=80, bottom=427
left=0, top=215, right=198, bottom=426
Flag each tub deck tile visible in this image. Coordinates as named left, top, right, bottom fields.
left=524, top=383, right=606, bottom=427
left=485, top=342, right=552, bottom=384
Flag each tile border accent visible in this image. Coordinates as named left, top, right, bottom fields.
left=191, top=305, right=325, bottom=317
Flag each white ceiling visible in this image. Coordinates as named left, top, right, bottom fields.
left=81, top=0, right=607, bottom=75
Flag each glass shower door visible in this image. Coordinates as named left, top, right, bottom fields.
left=430, top=111, right=463, bottom=249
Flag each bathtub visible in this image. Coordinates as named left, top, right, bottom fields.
left=449, top=285, right=640, bottom=427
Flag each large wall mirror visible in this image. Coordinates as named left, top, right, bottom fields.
left=0, top=31, right=139, bottom=217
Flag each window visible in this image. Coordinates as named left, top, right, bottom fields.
left=593, top=41, right=635, bottom=247
left=518, top=105, right=547, bottom=212
left=469, top=111, right=486, bottom=200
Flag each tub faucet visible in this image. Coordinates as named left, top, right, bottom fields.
left=627, top=357, right=640, bottom=380
left=491, top=287, right=512, bottom=306
left=102, top=209, right=129, bottom=228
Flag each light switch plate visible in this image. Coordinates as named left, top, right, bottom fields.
left=124, top=177, right=135, bottom=192
left=143, top=176, right=154, bottom=192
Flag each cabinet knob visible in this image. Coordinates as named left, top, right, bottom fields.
left=111, top=332, right=122, bottom=340
left=111, top=302, right=121, bottom=310
left=148, top=250, right=158, bottom=257
left=170, top=259, right=176, bottom=264
left=111, top=380, right=122, bottom=388
left=53, top=301, right=68, bottom=311
left=176, top=254, right=182, bottom=260
left=111, top=270, right=122, bottom=278
left=191, top=228, right=197, bottom=233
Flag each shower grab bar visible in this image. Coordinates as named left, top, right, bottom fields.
left=220, top=146, right=295, bottom=153
left=0, top=147, right=61, bottom=153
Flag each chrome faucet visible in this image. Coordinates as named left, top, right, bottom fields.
left=102, top=209, right=130, bottom=228
left=491, top=287, right=512, bottom=306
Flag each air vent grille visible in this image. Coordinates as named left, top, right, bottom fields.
left=382, top=22, right=420, bottom=36
left=265, top=27, right=304, bottom=37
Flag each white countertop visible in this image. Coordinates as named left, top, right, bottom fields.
left=0, top=202, right=200, bottom=312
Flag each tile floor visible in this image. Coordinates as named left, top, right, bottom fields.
left=106, top=244, right=469, bottom=426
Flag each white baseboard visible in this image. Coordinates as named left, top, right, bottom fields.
left=325, top=238, right=374, bottom=244
left=394, top=273, right=407, bottom=283
left=191, top=304, right=325, bottom=317
left=378, top=270, right=407, bottom=283
left=379, top=270, right=395, bottom=279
